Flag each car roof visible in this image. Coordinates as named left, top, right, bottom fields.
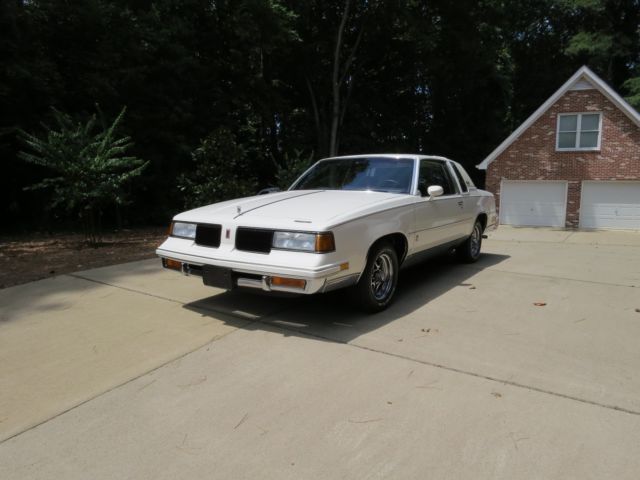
left=320, top=154, right=454, bottom=162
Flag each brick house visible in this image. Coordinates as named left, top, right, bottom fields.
left=477, top=66, right=640, bottom=230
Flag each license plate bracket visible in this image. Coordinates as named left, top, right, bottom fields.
left=202, top=265, right=234, bottom=290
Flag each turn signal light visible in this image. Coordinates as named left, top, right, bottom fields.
left=163, top=258, right=182, bottom=271
left=315, top=233, right=335, bottom=253
left=271, top=277, right=307, bottom=289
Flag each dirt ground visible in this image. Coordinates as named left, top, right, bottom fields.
left=0, top=228, right=167, bottom=289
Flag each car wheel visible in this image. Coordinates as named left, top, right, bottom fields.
left=457, top=219, right=483, bottom=263
left=354, top=242, right=399, bottom=313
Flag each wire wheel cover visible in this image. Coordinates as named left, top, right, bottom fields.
left=470, top=223, right=481, bottom=257
left=370, top=252, right=394, bottom=301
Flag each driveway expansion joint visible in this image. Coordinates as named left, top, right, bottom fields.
left=460, top=265, right=639, bottom=289
left=67, top=271, right=640, bottom=419
left=66, top=273, right=298, bottom=321
left=0, top=320, right=252, bottom=446
left=256, top=318, right=640, bottom=418
left=67, top=273, right=188, bottom=306
left=0, top=273, right=274, bottom=446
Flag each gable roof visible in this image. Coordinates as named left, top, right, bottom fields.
left=477, top=65, right=640, bottom=170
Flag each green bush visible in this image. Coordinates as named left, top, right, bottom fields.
left=18, top=106, right=148, bottom=244
left=274, top=149, right=314, bottom=190
left=178, top=128, right=258, bottom=209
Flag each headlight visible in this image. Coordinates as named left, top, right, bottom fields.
left=272, top=231, right=335, bottom=253
left=171, top=221, right=197, bottom=239
left=273, top=232, right=315, bottom=251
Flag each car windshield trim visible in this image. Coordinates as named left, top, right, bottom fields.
left=290, top=157, right=415, bottom=194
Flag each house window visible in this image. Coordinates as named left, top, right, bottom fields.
left=556, top=113, right=601, bottom=151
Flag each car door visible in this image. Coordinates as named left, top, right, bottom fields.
left=412, top=159, right=463, bottom=252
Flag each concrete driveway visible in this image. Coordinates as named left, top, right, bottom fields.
left=1, top=227, right=640, bottom=479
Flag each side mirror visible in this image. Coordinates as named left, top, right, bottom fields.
left=258, top=187, right=281, bottom=195
left=427, top=185, right=444, bottom=198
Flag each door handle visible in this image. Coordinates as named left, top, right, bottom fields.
left=457, top=201, right=464, bottom=207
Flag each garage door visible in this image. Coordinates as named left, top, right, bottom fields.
left=580, top=182, right=640, bottom=230
left=500, top=181, right=567, bottom=227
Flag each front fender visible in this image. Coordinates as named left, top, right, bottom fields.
left=331, top=206, right=414, bottom=276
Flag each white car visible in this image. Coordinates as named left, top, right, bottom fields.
left=157, top=154, right=497, bottom=312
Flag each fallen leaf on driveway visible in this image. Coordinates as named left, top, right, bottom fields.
left=533, top=302, right=547, bottom=306
left=348, top=418, right=383, bottom=424
left=178, top=375, right=208, bottom=388
left=491, top=392, right=502, bottom=398
left=234, top=413, right=249, bottom=429
left=416, top=381, right=441, bottom=390
left=417, top=328, right=439, bottom=338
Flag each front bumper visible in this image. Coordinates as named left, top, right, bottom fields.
left=156, top=244, right=358, bottom=295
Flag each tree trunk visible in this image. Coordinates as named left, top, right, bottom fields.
left=305, top=76, right=324, bottom=156
left=329, top=0, right=352, bottom=157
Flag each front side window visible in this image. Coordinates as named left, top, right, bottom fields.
left=418, top=160, right=457, bottom=196
left=557, top=113, right=601, bottom=150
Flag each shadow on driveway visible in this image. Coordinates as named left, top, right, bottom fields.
left=183, top=252, right=509, bottom=343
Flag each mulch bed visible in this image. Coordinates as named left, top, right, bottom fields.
left=0, top=228, right=168, bottom=289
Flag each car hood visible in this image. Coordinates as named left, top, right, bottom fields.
left=173, top=190, right=408, bottom=229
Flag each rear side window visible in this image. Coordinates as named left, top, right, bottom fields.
left=451, top=163, right=468, bottom=193
left=454, top=163, right=475, bottom=191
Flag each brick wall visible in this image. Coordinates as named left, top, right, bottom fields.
left=486, top=89, right=640, bottom=227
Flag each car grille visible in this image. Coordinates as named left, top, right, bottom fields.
left=195, top=224, right=222, bottom=248
left=235, top=227, right=274, bottom=253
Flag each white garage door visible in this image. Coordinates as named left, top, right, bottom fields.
left=580, top=182, right=640, bottom=230
left=500, top=181, right=567, bottom=227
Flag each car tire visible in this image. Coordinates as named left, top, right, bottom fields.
left=457, top=219, right=483, bottom=263
left=353, top=242, right=399, bottom=313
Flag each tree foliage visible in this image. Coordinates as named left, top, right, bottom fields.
left=274, top=149, right=315, bottom=190
left=18, top=106, right=147, bottom=242
left=178, top=128, right=257, bottom=209
left=3, top=0, right=640, bottom=231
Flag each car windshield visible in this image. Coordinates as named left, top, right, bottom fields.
left=291, top=157, right=414, bottom=194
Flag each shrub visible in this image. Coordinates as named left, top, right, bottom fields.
left=274, top=149, right=314, bottom=190
left=18, top=106, right=148, bottom=244
left=178, top=128, right=257, bottom=208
